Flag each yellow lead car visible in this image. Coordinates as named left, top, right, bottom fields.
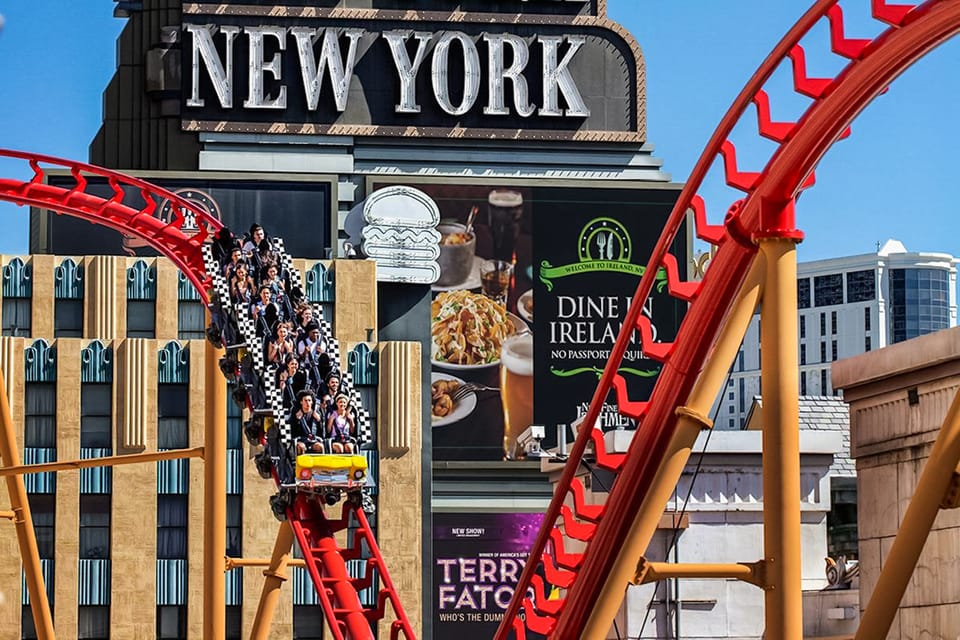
left=295, top=453, right=368, bottom=490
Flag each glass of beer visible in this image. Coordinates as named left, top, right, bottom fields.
left=480, top=259, right=513, bottom=306
left=500, top=332, right=534, bottom=460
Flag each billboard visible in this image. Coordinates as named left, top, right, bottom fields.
left=32, top=175, right=332, bottom=259
left=369, top=181, right=686, bottom=461
left=433, top=512, right=546, bottom=639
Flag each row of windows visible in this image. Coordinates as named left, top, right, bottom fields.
left=799, top=306, right=873, bottom=341
left=2, top=298, right=206, bottom=340
left=797, top=269, right=877, bottom=309
left=23, top=604, right=249, bottom=639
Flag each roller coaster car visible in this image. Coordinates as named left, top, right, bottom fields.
left=244, top=415, right=268, bottom=446
left=294, top=454, right=369, bottom=491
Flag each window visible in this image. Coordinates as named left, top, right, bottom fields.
left=864, top=307, right=871, bottom=332
left=157, top=495, right=188, bottom=560
left=226, top=495, right=242, bottom=558
left=54, top=260, right=84, bottom=337
left=847, top=269, right=876, bottom=302
left=158, top=385, right=189, bottom=450
left=127, top=262, right=157, bottom=339
left=819, top=313, right=826, bottom=336
left=801, top=371, right=807, bottom=396
left=54, top=299, right=83, bottom=338
left=78, top=605, right=110, bottom=640
left=157, top=605, right=187, bottom=639
left=797, top=278, right=811, bottom=309
left=821, top=370, right=828, bottom=395
left=800, top=344, right=806, bottom=365
left=81, top=385, right=112, bottom=450
left=865, top=336, right=872, bottom=352
left=3, top=259, right=32, bottom=337
left=79, top=495, right=111, bottom=559
left=728, top=391, right=734, bottom=401
left=799, top=315, right=805, bottom=339
left=737, top=351, right=744, bottom=372
left=294, top=605, right=326, bottom=639
left=29, top=494, right=56, bottom=559
left=820, top=342, right=826, bottom=362
left=832, top=340, right=838, bottom=361
left=25, top=383, right=56, bottom=449
left=178, top=300, right=206, bottom=340
left=226, top=605, right=242, bottom=640
left=738, top=378, right=745, bottom=414
left=814, top=274, right=843, bottom=307
left=831, top=311, right=837, bottom=335
left=22, top=605, right=39, bottom=640
left=127, top=300, right=156, bottom=338
left=227, top=396, right=243, bottom=451
left=2, top=297, right=31, bottom=337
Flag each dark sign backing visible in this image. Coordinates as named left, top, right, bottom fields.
left=181, top=11, right=643, bottom=141
left=184, top=1, right=600, bottom=17
left=32, top=175, right=332, bottom=260
left=532, top=187, right=685, bottom=446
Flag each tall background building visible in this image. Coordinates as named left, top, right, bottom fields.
left=723, top=239, right=958, bottom=430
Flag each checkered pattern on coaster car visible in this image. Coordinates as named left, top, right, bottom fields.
left=203, top=237, right=373, bottom=449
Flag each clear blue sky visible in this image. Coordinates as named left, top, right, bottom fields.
left=0, top=1, right=957, bottom=261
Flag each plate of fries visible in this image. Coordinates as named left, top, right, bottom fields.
left=431, top=290, right=526, bottom=370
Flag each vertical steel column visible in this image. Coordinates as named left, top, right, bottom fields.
left=757, top=226, right=803, bottom=640
left=250, top=521, right=295, bottom=640
left=203, top=337, right=227, bottom=639
left=581, top=257, right=764, bottom=638
left=855, top=388, right=960, bottom=639
left=0, top=370, right=55, bottom=637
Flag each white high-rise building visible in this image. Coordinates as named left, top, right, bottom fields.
left=722, top=240, right=958, bottom=430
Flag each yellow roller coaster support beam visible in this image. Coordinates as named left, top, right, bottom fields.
left=0, top=447, right=204, bottom=478
left=583, top=257, right=765, bottom=638
left=0, top=510, right=14, bottom=519
left=0, top=370, right=55, bottom=638
left=633, top=559, right=765, bottom=588
left=758, top=235, right=803, bottom=640
left=203, top=335, right=227, bottom=639
left=249, top=522, right=296, bottom=640
left=855, top=387, right=960, bottom=639
left=225, top=555, right=306, bottom=571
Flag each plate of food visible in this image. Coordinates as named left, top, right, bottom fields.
left=431, top=290, right=527, bottom=370
left=431, top=372, right=477, bottom=427
left=517, top=289, right=533, bottom=323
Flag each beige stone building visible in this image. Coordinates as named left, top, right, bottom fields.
left=0, top=253, right=423, bottom=639
left=834, top=326, right=960, bottom=639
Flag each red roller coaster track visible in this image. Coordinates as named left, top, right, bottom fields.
left=495, top=0, right=960, bottom=638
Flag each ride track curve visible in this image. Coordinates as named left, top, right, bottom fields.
left=495, top=0, right=960, bottom=638
left=0, top=150, right=415, bottom=639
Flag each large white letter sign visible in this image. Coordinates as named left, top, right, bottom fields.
left=483, top=33, right=534, bottom=117
left=291, top=27, right=363, bottom=112
left=538, top=35, right=590, bottom=117
left=244, top=26, right=288, bottom=109
left=384, top=31, right=433, bottom=114
left=431, top=32, right=481, bottom=116
left=186, top=23, right=240, bottom=108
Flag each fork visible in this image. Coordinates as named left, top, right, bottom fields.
left=451, top=382, right=499, bottom=402
left=596, top=232, right=606, bottom=259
